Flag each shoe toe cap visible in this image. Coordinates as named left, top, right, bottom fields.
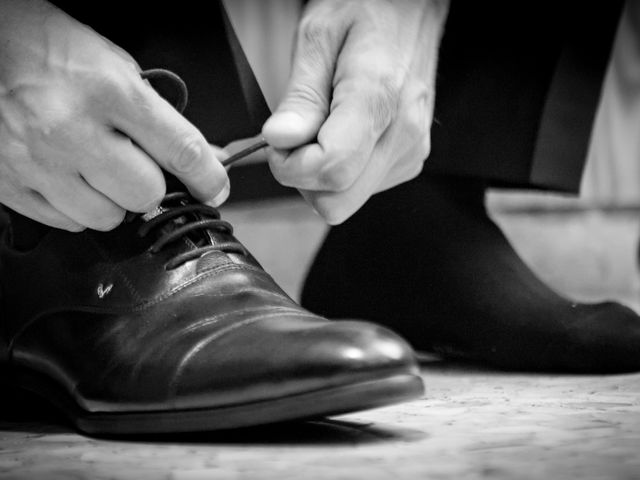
left=172, top=316, right=421, bottom=409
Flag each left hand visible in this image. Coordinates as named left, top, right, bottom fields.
left=262, top=0, right=449, bottom=224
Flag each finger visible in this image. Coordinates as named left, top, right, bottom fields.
left=41, top=175, right=126, bottom=231
left=262, top=12, right=347, bottom=150
left=4, top=190, right=84, bottom=232
left=108, top=79, right=229, bottom=205
left=80, top=131, right=166, bottom=213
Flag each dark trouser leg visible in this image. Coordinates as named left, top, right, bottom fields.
left=427, top=0, right=621, bottom=191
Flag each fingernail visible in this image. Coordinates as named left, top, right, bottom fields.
left=206, top=179, right=230, bottom=208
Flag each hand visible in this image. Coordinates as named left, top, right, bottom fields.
left=0, top=0, right=229, bottom=232
left=262, top=0, right=448, bottom=224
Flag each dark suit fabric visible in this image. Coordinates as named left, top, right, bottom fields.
left=426, top=1, right=623, bottom=192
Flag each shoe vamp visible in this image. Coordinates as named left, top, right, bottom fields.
left=9, top=271, right=330, bottom=412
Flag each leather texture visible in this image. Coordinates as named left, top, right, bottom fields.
left=0, top=195, right=422, bottom=431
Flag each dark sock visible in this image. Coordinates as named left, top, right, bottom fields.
left=301, top=174, right=640, bottom=372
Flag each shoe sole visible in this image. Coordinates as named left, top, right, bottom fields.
left=12, top=369, right=424, bottom=435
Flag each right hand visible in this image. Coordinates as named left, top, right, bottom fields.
left=0, top=0, right=229, bottom=232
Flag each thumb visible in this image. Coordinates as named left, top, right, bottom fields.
left=262, top=18, right=345, bottom=150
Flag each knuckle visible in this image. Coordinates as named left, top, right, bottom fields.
left=298, top=17, right=334, bottom=53
left=403, top=114, right=424, bottom=140
left=319, top=160, right=358, bottom=192
left=63, top=222, right=86, bottom=233
left=91, top=69, right=133, bottom=104
left=294, top=14, right=344, bottom=79
left=287, top=83, right=329, bottom=112
left=95, top=69, right=125, bottom=93
left=267, top=160, right=298, bottom=188
left=397, top=88, right=432, bottom=138
left=96, top=70, right=151, bottom=115
left=314, top=201, right=353, bottom=226
left=377, top=73, right=403, bottom=99
left=365, top=76, right=401, bottom=132
left=403, top=89, right=433, bottom=135
left=168, top=134, right=204, bottom=175
left=33, top=103, right=75, bottom=138
left=97, top=65, right=144, bottom=97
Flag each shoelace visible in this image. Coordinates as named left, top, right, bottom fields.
left=134, top=192, right=246, bottom=270
left=135, top=69, right=250, bottom=270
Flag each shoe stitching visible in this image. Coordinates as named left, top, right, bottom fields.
left=129, top=263, right=282, bottom=311
left=168, top=311, right=321, bottom=398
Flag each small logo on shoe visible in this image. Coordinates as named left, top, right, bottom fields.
left=97, top=283, right=114, bottom=299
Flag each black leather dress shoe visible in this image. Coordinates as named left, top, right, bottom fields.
left=0, top=192, right=423, bottom=435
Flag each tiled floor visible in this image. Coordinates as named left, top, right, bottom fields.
left=1, top=196, right=639, bottom=480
